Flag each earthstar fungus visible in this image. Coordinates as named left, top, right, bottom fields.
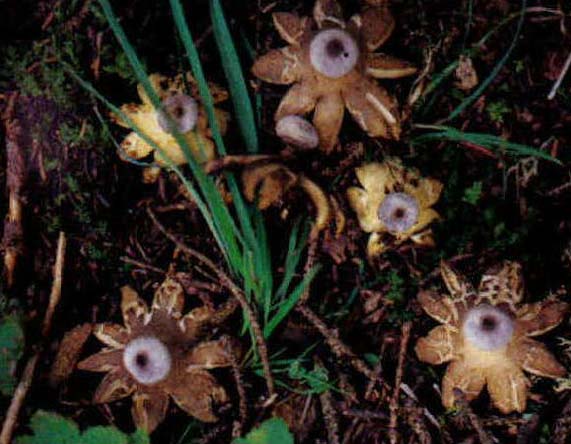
left=112, top=73, right=229, bottom=182
left=346, top=158, right=442, bottom=257
left=242, top=162, right=344, bottom=239
left=252, top=0, right=416, bottom=151
left=77, top=278, right=238, bottom=432
left=415, top=261, right=569, bottom=413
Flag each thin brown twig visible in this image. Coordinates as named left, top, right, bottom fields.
left=299, top=237, right=318, bottom=304
left=341, top=408, right=389, bottom=421
left=365, top=341, right=386, bottom=401
left=203, top=154, right=277, bottom=174
left=295, top=304, right=374, bottom=379
left=146, top=207, right=276, bottom=399
left=552, top=394, right=571, bottom=444
left=402, top=402, right=432, bottom=444
left=120, top=256, right=166, bottom=274
left=388, top=321, right=412, bottom=444
left=226, top=338, right=247, bottom=439
left=453, top=389, right=492, bottom=444
left=315, top=358, right=340, bottom=444
left=3, top=96, right=25, bottom=288
left=0, top=232, right=66, bottom=444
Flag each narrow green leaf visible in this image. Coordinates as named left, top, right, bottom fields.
left=170, top=0, right=263, bottom=275
left=413, top=124, right=561, bottom=164
left=446, top=0, right=527, bottom=121
left=210, top=0, right=259, bottom=153
left=264, top=265, right=321, bottom=338
left=96, top=0, right=246, bottom=272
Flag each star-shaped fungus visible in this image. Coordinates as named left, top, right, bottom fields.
left=242, top=161, right=344, bottom=239
left=415, top=261, right=569, bottom=413
left=112, top=72, right=229, bottom=182
left=77, top=278, right=238, bottom=432
left=252, top=0, right=416, bottom=152
left=346, top=158, right=442, bottom=258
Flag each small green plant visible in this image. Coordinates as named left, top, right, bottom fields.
left=487, top=101, right=511, bottom=124
left=233, top=418, right=293, bottom=444
left=14, top=411, right=149, bottom=444
left=0, top=316, right=24, bottom=396
left=287, top=360, right=333, bottom=394
left=69, top=0, right=320, bottom=356
left=385, top=270, right=405, bottom=304
left=462, top=181, right=483, bottom=205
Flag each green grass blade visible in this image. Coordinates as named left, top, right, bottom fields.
left=169, top=0, right=226, bottom=153
left=413, top=124, right=561, bottom=164
left=170, top=0, right=261, bottom=260
left=210, top=0, right=259, bottom=153
left=63, top=65, right=220, bottom=235
left=275, top=220, right=308, bottom=302
left=97, top=0, right=245, bottom=270
left=446, top=0, right=527, bottom=121
left=264, top=265, right=321, bottom=338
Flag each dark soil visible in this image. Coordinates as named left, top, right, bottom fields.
left=1, top=0, right=571, bottom=443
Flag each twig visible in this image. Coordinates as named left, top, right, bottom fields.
left=299, top=237, right=318, bottom=304
left=0, top=232, right=66, bottom=444
left=203, top=154, right=277, bottom=174
left=295, top=304, right=374, bottom=379
left=365, top=341, right=386, bottom=401
left=341, top=408, right=389, bottom=421
left=147, top=207, right=275, bottom=399
left=320, top=387, right=340, bottom=444
left=388, top=321, right=412, bottom=444
left=548, top=49, right=571, bottom=100
left=120, top=256, right=166, bottom=274
left=315, top=358, right=340, bottom=444
left=226, top=338, right=247, bottom=439
left=453, top=389, right=492, bottom=444
left=3, top=95, right=25, bottom=288
left=402, top=401, right=432, bottom=444
left=552, top=395, right=571, bottom=444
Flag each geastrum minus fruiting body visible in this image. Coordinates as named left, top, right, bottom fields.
left=346, top=158, right=443, bottom=258
left=415, top=261, right=569, bottom=413
left=77, top=278, right=238, bottom=432
left=252, top=0, right=417, bottom=152
left=241, top=161, right=344, bottom=238
left=112, top=73, right=229, bottom=182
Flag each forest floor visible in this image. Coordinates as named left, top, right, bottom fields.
left=1, top=0, right=571, bottom=443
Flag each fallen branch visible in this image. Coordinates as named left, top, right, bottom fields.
left=295, top=304, right=374, bottom=379
left=388, top=321, right=411, bottom=444
left=3, top=93, right=26, bottom=288
left=453, top=389, right=492, bottom=444
left=317, top=367, right=340, bottom=444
